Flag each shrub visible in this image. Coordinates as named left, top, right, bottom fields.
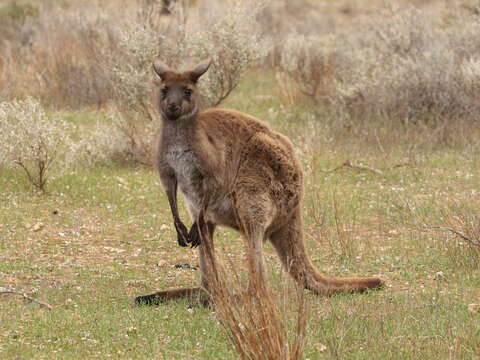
left=431, top=205, right=480, bottom=270
left=102, top=0, right=270, bottom=164
left=0, top=1, right=38, bottom=25
left=0, top=98, right=71, bottom=191
left=0, top=2, right=115, bottom=109
left=280, top=34, right=336, bottom=103
left=279, top=7, right=480, bottom=124
left=68, top=115, right=132, bottom=167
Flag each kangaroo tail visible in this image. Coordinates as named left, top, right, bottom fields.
left=269, top=210, right=384, bottom=295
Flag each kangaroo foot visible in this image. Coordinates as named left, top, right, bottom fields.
left=324, top=276, right=386, bottom=296
left=135, top=287, right=209, bottom=306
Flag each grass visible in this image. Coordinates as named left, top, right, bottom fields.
left=1, top=72, right=480, bottom=359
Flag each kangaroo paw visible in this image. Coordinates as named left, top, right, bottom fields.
left=175, top=221, right=190, bottom=247
left=177, top=234, right=189, bottom=247
left=188, top=222, right=201, bottom=248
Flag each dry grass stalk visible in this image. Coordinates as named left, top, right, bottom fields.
left=424, top=226, right=480, bottom=248
left=198, top=210, right=308, bottom=360
left=331, top=191, right=358, bottom=263
left=325, top=160, right=384, bottom=175
left=422, top=204, right=480, bottom=269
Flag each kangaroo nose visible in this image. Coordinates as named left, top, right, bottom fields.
left=168, top=103, right=179, bottom=112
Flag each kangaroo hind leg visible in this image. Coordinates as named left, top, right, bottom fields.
left=135, top=222, right=216, bottom=307
left=234, top=191, right=276, bottom=290
left=134, top=287, right=207, bottom=306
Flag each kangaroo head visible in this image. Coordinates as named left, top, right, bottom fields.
left=153, top=58, right=211, bottom=121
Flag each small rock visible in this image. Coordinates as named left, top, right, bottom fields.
left=125, top=280, right=145, bottom=287
left=434, top=271, right=446, bottom=281
left=32, top=222, right=44, bottom=232
left=316, top=343, right=327, bottom=352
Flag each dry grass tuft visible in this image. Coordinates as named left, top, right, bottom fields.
left=428, top=205, right=480, bottom=269
left=0, top=1, right=116, bottom=108
left=199, top=214, right=308, bottom=360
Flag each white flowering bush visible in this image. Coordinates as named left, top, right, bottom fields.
left=68, top=115, right=132, bottom=168
left=103, top=0, right=270, bottom=164
left=280, top=34, right=336, bottom=102
left=0, top=98, right=71, bottom=191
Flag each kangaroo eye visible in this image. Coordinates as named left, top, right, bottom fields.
left=184, top=88, right=192, bottom=96
left=161, top=87, right=169, bottom=95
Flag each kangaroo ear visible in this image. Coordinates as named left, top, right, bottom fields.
left=153, top=60, right=172, bottom=81
left=186, top=58, right=212, bottom=83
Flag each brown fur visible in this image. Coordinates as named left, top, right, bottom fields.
left=135, top=59, right=384, bottom=306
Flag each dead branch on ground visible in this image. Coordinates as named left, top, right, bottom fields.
left=0, top=287, right=53, bottom=310
left=423, top=226, right=480, bottom=248
left=324, top=160, right=383, bottom=175
left=323, top=159, right=415, bottom=175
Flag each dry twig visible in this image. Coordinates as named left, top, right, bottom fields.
left=0, top=287, right=53, bottom=310
left=423, top=226, right=480, bottom=248
left=391, top=162, right=412, bottom=169
left=325, top=160, right=384, bottom=175
left=323, top=159, right=414, bottom=175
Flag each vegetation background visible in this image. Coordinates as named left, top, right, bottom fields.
left=1, top=0, right=479, bottom=359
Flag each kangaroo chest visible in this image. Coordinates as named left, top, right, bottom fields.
left=165, top=144, right=204, bottom=208
left=162, top=129, right=235, bottom=226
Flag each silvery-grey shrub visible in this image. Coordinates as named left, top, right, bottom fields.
left=0, top=98, right=71, bottom=191
left=68, top=115, right=132, bottom=167
left=280, top=7, right=480, bottom=123
left=280, top=34, right=336, bottom=101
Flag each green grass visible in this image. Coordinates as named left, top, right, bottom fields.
left=1, top=73, right=479, bottom=359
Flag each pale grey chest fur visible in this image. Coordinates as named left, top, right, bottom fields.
left=162, top=129, right=235, bottom=226
left=165, top=144, right=203, bottom=210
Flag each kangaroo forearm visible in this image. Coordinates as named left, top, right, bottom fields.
left=161, top=173, right=190, bottom=247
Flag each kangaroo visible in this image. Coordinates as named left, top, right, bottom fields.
left=135, top=59, right=384, bottom=305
